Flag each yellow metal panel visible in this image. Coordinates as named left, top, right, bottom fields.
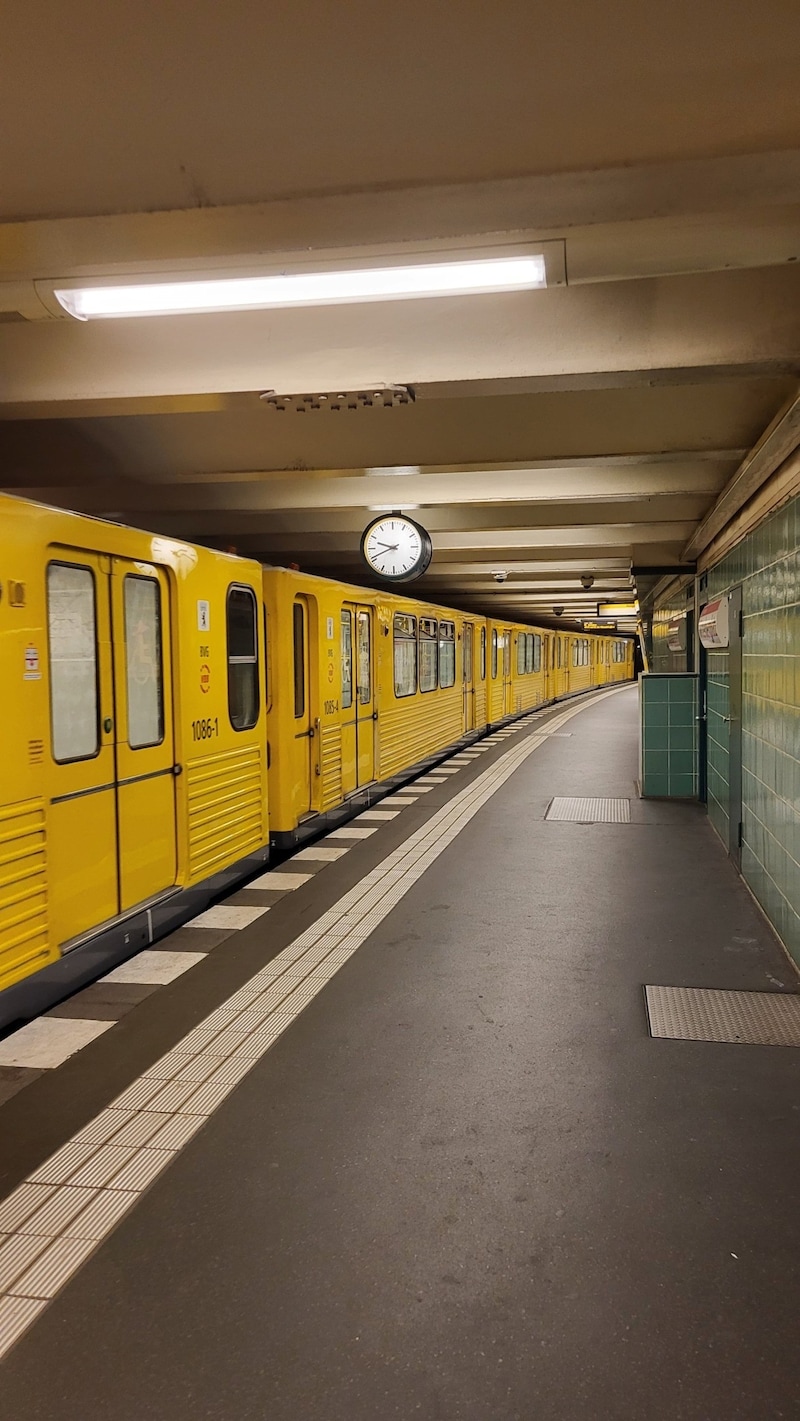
left=49, top=791, right=118, bottom=947
left=0, top=799, right=54, bottom=989
left=320, top=723, right=344, bottom=809
left=186, top=744, right=265, bottom=880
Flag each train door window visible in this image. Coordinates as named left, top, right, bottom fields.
left=480, top=627, right=486, bottom=680
left=124, top=575, right=164, bottom=748
left=357, top=611, right=371, bottom=704
left=533, top=634, right=541, bottom=672
left=292, top=602, right=305, bottom=718
left=517, top=633, right=526, bottom=676
left=227, top=585, right=260, bottom=730
left=503, top=633, right=511, bottom=677
left=341, top=610, right=353, bottom=709
left=419, top=617, right=438, bottom=692
left=394, top=613, right=417, bottom=697
left=47, top=563, right=99, bottom=762
left=439, top=621, right=456, bottom=687
left=491, top=629, right=498, bottom=678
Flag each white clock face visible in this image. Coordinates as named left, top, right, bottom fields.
left=362, top=516, right=429, bottom=580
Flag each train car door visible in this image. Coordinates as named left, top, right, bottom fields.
left=355, top=607, right=375, bottom=786
left=502, top=628, right=514, bottom=714
left=462, top=622, right=475, bottom=730
left=46, top=553, right=119, bottom=948
left=111, top=559, right=177, bottom=910
left=340, top=607, right=357, bottom=796
left=292, top=597, right=313, bottom=816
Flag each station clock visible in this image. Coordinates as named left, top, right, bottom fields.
left=360, top=513, right=433, bottom=583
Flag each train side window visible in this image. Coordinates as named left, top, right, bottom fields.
left=341, top=610, right=353, bottom=709
left=491, top=629, right=498, bottom=678
left=292, top=602, right=305, bottom=718
left=47, top=562, right=99, bottom=763
left=419, top=617, right=438, bottom=693
left=439, top=621, right=456, bottom=687
left=124, top=575, right=164, bottom=748
left=394, top=613, right=417, bottom=697
left=480, top=627, right=486, bottom=680
left=517, top=634, right=526, bottom=676
left=533, top=634, right=541, bottom=672
left=228, top=585, right=260, bottom=730
left=357, top=611, right=371, bottom=704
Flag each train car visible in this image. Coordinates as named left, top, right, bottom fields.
left=0, top=493, right=268, bottom=1027
left=0, top=493, right=635, bottom=1027
left=487, top=620, right=551, bottom=718
left=262, top=568, right=488, bottom=847
left=262, top=570, right=634, bottom=848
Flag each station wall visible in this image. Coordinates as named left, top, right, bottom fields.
left=652, top=492, right=800, bottom=966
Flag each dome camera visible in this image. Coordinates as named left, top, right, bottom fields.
left=553, top=605, right=565, bottom=616
left=581, top=573, right=594, bottom=590
left=491, top=570, right=509, bottom=583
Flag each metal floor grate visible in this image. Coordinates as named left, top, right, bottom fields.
left=545, top=797, right=630, bottom=823
left=645, top=985, right=800, bottom=1047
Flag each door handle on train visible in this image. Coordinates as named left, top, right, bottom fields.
left=173, top=763, right=183, bottom=776
left=103, top=716, right=113, bottom=734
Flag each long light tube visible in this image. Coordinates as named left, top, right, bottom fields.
left=53, top=255, right=547, bottom=321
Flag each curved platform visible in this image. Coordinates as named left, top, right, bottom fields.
left=0, top=685, right=797, bottom=1420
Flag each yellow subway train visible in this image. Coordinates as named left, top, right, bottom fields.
left=0, top=494, right=633, bottom=1026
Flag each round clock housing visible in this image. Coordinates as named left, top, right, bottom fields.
left=360, top=514, right=433, bottom=582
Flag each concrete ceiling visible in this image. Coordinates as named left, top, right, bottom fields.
left=2, top=0, right=800, bottom=627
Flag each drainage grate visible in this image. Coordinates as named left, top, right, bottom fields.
left=645, top=985, right=800, bottom=1047
left=545, top=797, right=630, bottom=823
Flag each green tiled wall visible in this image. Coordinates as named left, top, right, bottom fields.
left=651, top=587, right=694, bottom=674
left=640, top=674, right=698, bottom=798
left=694, top=493, right=800, bottom=964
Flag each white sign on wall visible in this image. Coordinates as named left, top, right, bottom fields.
left=698, top=597, right=730, bottom=649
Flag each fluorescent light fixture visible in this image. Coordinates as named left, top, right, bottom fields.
left=598, top=602, right=639, bottom=618
left=368, top=504, right=420, bottom=512
left=366, top=465, right=420, bottom=477
left=52, top=255, right=547, bottom=321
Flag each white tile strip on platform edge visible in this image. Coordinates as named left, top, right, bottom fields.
left=293, top=845, right=351, bottom=862
left=0, top=685, right=629, bottom=1361
left=187, top=905, right=269, bottom=930
left=249, top=871, right=314, bottom=890
left=102, top=952, right=207, bottom=986
left=0, top=1020, right=114, bottom=1071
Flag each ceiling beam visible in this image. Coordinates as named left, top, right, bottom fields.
left=2, top=266, right=799, bottom=406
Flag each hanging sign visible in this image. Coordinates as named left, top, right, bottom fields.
left=666, top=616, right=687, bottom=653
left=698, top=597, right=729, bottom=649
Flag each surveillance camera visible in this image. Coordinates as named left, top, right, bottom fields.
left=553, top=605, right=564, bottom=617
left=491, top=570, right=508, bottom=583
left=581, top=573, right=594, bottom=590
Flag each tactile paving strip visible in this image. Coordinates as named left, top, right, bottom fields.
left=645, top=986, right=800, bottom=1047
left=545, top=797, right=630, bottom=823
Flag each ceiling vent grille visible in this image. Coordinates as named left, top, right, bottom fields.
left=259, top=385, right=414, bottom=413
